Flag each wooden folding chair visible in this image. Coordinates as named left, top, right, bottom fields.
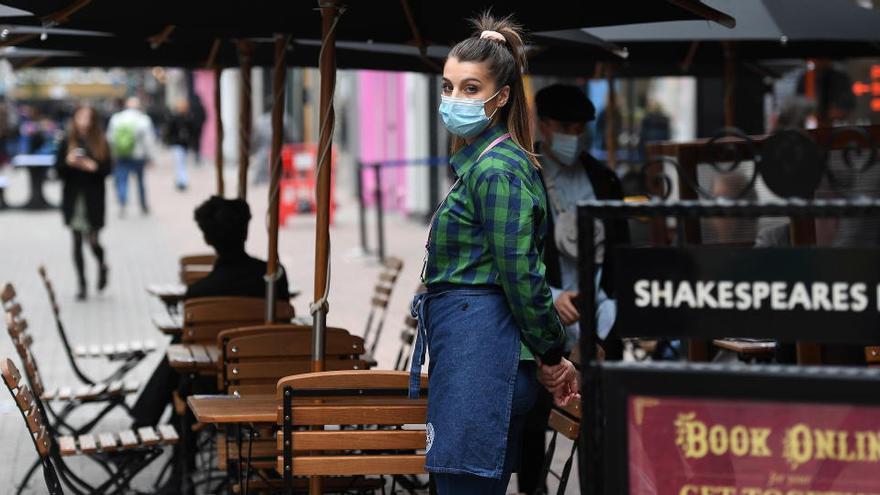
left=4, top=309, right=139, bottom=435
left=215, top=325, right=370, bottom=492
left=179, top=253, right=216, bottom=285
left=35, top=269, right=157, bottom=379
left=1, top=358, right=179, bottom=495
left=276, top=370, right=428, bottom=495
left=361, top=257, right=404, bottom=365
left=536, top=347, right=583, bottom=495
left=182, top=296, right=295, bottom=343
left=393, top=315, right=417, bottom=371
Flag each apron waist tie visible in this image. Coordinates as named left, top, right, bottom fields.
left=408, top=292, right=429, bottom=399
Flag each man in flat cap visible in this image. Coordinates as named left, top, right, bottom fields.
left=520, top=84, right=630, bottom=494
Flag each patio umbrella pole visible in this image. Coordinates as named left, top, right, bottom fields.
left=606, top=65, right=618, bottom=169
left=214, top=66, right=225, bottom=197
left=237, top=40, right=254, bottom=200
left=266, top=34, right=288, bottom=323
left=723, top=41, right=736, bottom=128
left=312, top=0, right=339, bottom=375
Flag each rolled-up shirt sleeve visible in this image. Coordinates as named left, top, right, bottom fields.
left=472, top=171, right=566, bottom=364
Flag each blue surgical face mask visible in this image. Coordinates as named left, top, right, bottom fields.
left=550, top=130, right=591, bottom=166
left=439, top=89, right=502, bottom=138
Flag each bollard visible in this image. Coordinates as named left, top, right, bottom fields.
left=372, top=162, right=386, bottom=262
left=356, top=162, right=369, bottom=255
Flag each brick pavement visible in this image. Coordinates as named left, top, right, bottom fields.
left=0, top=149, right=578, bottom=493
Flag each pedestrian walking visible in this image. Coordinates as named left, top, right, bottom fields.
left=54, top=105, right=112, bottom=300
left=409, top=12, right=579, bottom=494
left=107, top=96, right=156, bottom=215
left=164, top=98, right=194, bottom=190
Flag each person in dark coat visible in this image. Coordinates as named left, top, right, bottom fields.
left=521, top=84, right=631, bottom=495
left=54, top=105, right=112, bottom=300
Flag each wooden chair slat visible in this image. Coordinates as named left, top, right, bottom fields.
left=40, top=386, right=57, bottom=401
left=24, top=406, right=42, bottom=433
left=58, top=435, right=77, bottom=456
left=14, top=384, right=35, bottom=411
left=229, top=359, right=367, bottom=381
left=74, top=385, right=93, bottom=399
left=118, top=430, right=139, bottom=448
left=57, top=387, right=73, bottom=401
left=1, top=283, right=15, bottom=303
left=98, top=432, right=118, bottom=452
left=180, top=254, right=217, bottom=266
left=6, top=303, right=22, bottom=317
left=288, top=404, right=427, bottom=426
left=285, top=454, right=425, bottom=476
left=77, top=434, right=97, bottom=454
left=370, top=296, right=389, bottom=309
left=277, top=370, right=427, bottom=394
left=378, top=272, right=397, bottom=283
left=137, top=427, right=160, bottom=446
left=107, top=381, right=124, bottom=396
left=282, top=429, right=426, bottom=451
left=223, top=326, right=361, bottom=358
left=158, top=425, right=179, bottom=444
left=87, top=383, right=108, bottom=397
left=34, top=426, right=51, bottom=457
left=0, top=358, right=21, bottom=387
left=383, top=257, right=404, bottom=271
left=374, top=285, right=393, bottom=296
left=559, top=399, right=582, bottom=420
left=549, top=409, right=580, bottom=441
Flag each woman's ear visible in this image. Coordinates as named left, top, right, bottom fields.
left=497, top=85, right=511, bottom=108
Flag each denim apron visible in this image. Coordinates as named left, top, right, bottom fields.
left=409, top=283, right=522, bottom=479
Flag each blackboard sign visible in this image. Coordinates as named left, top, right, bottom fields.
left=615, top=247, right=880, bottom=343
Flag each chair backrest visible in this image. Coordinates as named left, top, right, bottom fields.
left=393, top=315, right=417, bottom=371
left=217, top=324, right=366, bottom=396
left=1, top=358, right=50, bottom=457
left=275, top=370, right=428, bottom=485
left=362, top=257, right=404, bottom=354
left=5, top=312, right=47, bottom=400
left=179, top=253, right=216, bottom=285
left=182, top=297, right=295, bottom=343
left=1, top=282, right=15, bottom=306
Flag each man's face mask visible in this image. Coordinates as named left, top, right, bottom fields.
left=551, top=129, right=591, bottom=166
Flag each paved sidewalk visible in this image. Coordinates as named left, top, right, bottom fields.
left=0, top=150, right=578, bottom=493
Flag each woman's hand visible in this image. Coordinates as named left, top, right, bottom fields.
left=78, top=157, right=98, bottom=172
left=537, top=358, right=580, bottom=407
left=554, top=291, right=580, bottom=326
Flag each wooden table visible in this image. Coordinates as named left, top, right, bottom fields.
left=713, top=338, right=776, bottom=361
left=152, top=312, right=182, bottom=335
left=146, top=283, right=187, bottom=308
left=188, top=394, right=428, bottom=425
left=167, top=343, right=220, bottom=373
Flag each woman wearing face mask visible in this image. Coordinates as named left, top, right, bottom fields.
left=408, top=13, right=579, bottom=494
left=55, top=105, right=112, bottom=300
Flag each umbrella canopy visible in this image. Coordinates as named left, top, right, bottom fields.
left=2, top=0, right=734, bottom=44
left=538, top=0, right=880, bottom=70
left=7, top=32, right=625, bottom=73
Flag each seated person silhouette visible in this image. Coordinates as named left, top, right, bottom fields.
left=134, top=197, right=290, bottom=493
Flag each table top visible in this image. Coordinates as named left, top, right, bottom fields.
left=146, top=283, right=187, bottom=305
left=12, top=154, right=55, bottom=167
left=152, top=312, right=182, bottom=335
left=188, top=394, right=428, bottom=425
left=167, top=343, right=220, bottom=372
left=713, top=338, right=776, bottom=355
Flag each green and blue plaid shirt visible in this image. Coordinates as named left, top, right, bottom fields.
left=424, top=125, right=566, bottom=363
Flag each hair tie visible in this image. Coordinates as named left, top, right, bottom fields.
left=480, top=30, right=506, bottom=44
